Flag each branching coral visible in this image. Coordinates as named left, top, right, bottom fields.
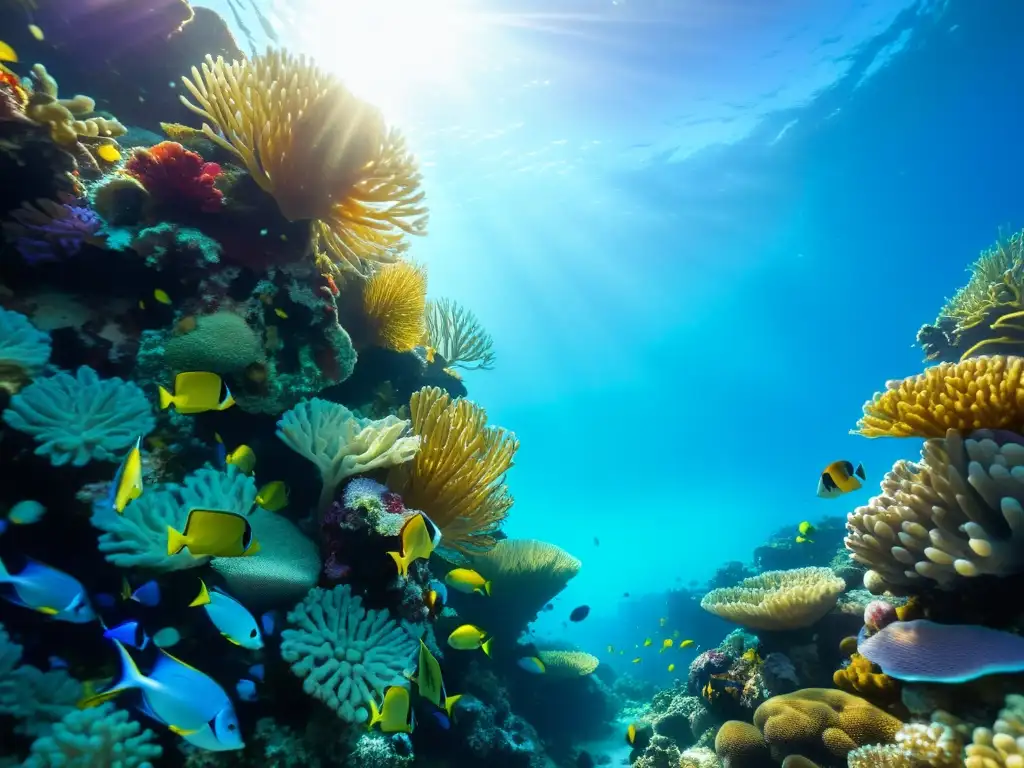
left=123, top=141, right=223, bottom=213
left=846, top=428, right=1024, bottom=592
left=387, top=386, right=519, bottom=563
left=426, top=297, right=496, bottom=370
left=22, top=703, right=162, bottom=768
left=3, top=366, right=155, bottom=466
left=2, top=198, right=104, bottom=262
left=0, top=307, right=50, bottom=394
left=699, top=567, right=845, bottom=631
left=280, top=585, right=417, bottom=724
left=179, top=49, right=427, bottom=274
left=853, top=356, right=1024, bottom=438
left=277, top=398, right=420, bottom=517
left=361, top=262, right=428, bottom=352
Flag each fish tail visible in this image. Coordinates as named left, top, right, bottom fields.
left=387, top=550, right=409, bottom=578
left=218, top=386, right=235, bottom=411
left=80, top=640, right=144, bottom=708
left=483, top=580, right=492, bottom=597
left=367, top=696, right=382, bottom=730
left=166, top=526, right=187, bottom=556
left=158, top=386, right=174, bottom=410
left=481, top=637, right=493, bottom=657
left=855, top=463, right=866, bottom=480
left=189, top=579, right=211, bottom=608
left=445, top=694, right=462, bottom=716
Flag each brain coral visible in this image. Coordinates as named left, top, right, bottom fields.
left=853, top=356, right=1024, bottom=438
left=0, top=307, right=50, bottom=393
left=280, top=584, right=417, bottom=724
left=164, top=311, right=265, bottom=376
left=3, top=366, right=155, bottom=466
left=715, top=720, right=772, bottom=768
left=752, top=688, right=902, bottom=764
left=846, top=428, right=1024, bottom=593
left=700, top=567, right=845, bottom=631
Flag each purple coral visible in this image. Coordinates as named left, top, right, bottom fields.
left=12, top=204, right=102, bottom=263
left=687, top=649, right=732, bottom=695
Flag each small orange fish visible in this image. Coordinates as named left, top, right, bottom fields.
left=817, top=461, right=865, bottom=499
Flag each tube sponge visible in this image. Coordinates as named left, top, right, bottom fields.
left=280, top=585, right=417, bottom=724
left=22, top=703, right=162, bottom=768
left=2, top=366, right=155, bottom=466
left=0, top=307, right=51, bottom=393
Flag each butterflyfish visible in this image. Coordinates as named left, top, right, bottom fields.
left=387, top=513, right=439, bottom=578
left=817, top=461, right=866, bottom=499
left=413, top=640, right=462, bottom=716
left=444, top=568, right=491, bottom=596
left=796, top=520, right=816, bottom=543
left=224, top=444, right=255, bottom=475
left=517, top=656, right=546, bottom=674
left=368, top=685, right=415, bottom=734
left=254, top=481, right=288, bottom=512
left=103, top=620, right=150, bottom=650
left=8, top=500, right=46, bottom=525
left=0, top=556, right=96, bottom=623
left=81, top=640, right=243, bottom=751
left=159, top=372, right=234, bottom=414
left=680, top=639, right=694, bottom=649
left=108, top=437, right=144, bottom=515
left=167, top=509, right=260, bottom=558
left=447, top=624, right=492, bottom=656
left=627, top=723, right=638, bottom=745
left=190, top=579, right=262, bottom=649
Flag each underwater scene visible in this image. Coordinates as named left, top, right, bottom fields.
left=1, top=0, right=1024, bottom=766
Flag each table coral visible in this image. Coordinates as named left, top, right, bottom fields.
left=846, top=429, right=1024, bottom=592
left=853, top=356, right=1024, bottom=438
left=280, top=584, right=417, bottom=724
left=536, top=650, right=599, bottom=678
left=123, top=140, right=223, bottom=213
left=752, top=688, right=902, bottom=764
left=700, top=567, right=845, bottom=631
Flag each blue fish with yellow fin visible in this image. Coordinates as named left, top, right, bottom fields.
left=167, top=509, right=260, bottom=558
left=103, top=620, right=150, bottom=650
left=0, top=556, right=96, bottom=623
left=82, top=640, right=243, bottom=751
left=368, top=685, right=414, bottom=734
left=159, top=372, right=234, bottom=414
left=189, top=580, right=262, bottom=649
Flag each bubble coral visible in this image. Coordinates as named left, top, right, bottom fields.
left=387, top=386, right=518, bottom=563
left=2, top=198, right=104, bottom=262
left=846, top=428, right=1024, bottom=592
left=360, top=262, right=428, bottom=352
left=123, top=140, right=223, bottom=213
left=179, top=49, right=427, bottom=274
left=426, top=297, right=497, bottom=371
left=699, top=567, right=845, bottom=631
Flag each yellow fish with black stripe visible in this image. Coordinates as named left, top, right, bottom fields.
left=159, top=372, right=234, bottom=415
left=817, top=460, right=865, bottom=499
left=387, top=513, right=441, bottom=577
left=167, top=509, right=260, bottom=558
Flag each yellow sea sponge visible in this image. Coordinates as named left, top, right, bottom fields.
left=753, top=689, right=902, bottom=763
left=180, top=50, right=427, bottom=275
left=833, top=654, right=901, bottom=712
left=361, top=262, right=427, bottom=352
left=853, top=355, right=1024, bottom=438
left=536, top=650, right=598, bottom=678
left=700, top=567, right=845, bottom=631
left=714, top=720, right=771, bottom=768
left=387, top=386, right=518, bottom=562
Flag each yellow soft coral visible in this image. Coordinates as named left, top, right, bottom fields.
left=179, top=50, right=427, bottom=274
left=699, top=567, right=845, bottom=631
left=386, top=386, right=518, bottom=562
left=361, top=262, right=428, bottom=352
left=854, top=356, right=1024, bottom=438
left=833, top=653, right=902, bottom=713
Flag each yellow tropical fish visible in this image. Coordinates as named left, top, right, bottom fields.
left=368, top=686, right=414, bottom=733
left=742, top=649, right=763, bottom=664
left=643, top=638, right=653, bottom=647
left=97, top=144, right=121, bottom=163
left=109, top=437, right=144, bottom=514
left=0, top=41, right=17, bottom=63
left=667, top=664, right=675, bottom=672
left=444, top=568, right=491, bottom=596
left=632, top=657, right=641, bottom=664
left=447, top=624, right=492, bottom=656
left=413, top=639, right=461, bottom=714
left=153, top=288, right=172, bottom=305
left=159, top=372, right=234, bottom=414
left=387, top=514, right=439, bottom=578
left=254, top=481, right=289, bottom=512
left=679, top=639, right=694, bottom=649
left=28, top=25, right=44, bottom=41
left=796, top=520, right=816, bottom=544
left=167, top=509, right=260, bottom=558
left=660, top=639, right=673, bottom=652
left=274, top=308, right=288, bottom=319
left=626, top=723, right=638, bottom=745
left=817, top=461, right=865, bottom=498
left=225, top=444, right=256, bottom=475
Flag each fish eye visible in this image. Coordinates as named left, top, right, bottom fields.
left=228, top=723, right=237, bottom=731
left=250, top=629, right=257, bottom=637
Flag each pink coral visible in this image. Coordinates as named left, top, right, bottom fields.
left=124, top=141, right=223, bottom=212
left=864, top=600, right=898, bottom=635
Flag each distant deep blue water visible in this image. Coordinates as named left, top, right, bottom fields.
left=204, top=0, right=1024, bottom=678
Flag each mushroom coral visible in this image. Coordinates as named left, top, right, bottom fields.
left=846, top=428, right=1024, bottom=593
left=179, top=49, right=427, bottom=275
left=699, top=567, right=845, bottom=631
left=853, top=356, right=1024, bottom=438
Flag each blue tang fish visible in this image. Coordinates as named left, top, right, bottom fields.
left=103, top=620, right=150, bottom=650
left=190, top=580, right=262, bottom=649
left=85, top=640, right=243, bottom=751
left=0, top=556, right=96, bottom=623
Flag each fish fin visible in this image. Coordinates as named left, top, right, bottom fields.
left=444, top=694, right=462, bottom=716
left=855, top=463, right=866, bottom=480
left=158, top=386, right=174, bottom=410
left=244, top=538, right=261, bottom=556
left=481, top=637, right=493, bottom=657
left=189, top=579, right=211, bottom=608
left=221, top=632, right=243, bottom=646
left=80, top=640, right=145, bottom=709
left=218, top=386, right=235, bottom=411
left=483, top=580, right=492, bottom=597
left=387, top=550, right=409, bottom=578
left=35, top=605, right=59, bottom=616
left=368, top=696, right=382, bottom=730
left=167, top=526, right=187, bottom=556
left=0, top=555, right=10, bottom=582
left=168, top=724, right=200, bottom=737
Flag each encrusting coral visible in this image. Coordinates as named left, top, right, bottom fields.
left=846, top=428, right=1024, bottom=593
left=179, top=49, right=427, bottom=274
left=387, top=386, right=519, bottom=563
left=360, top=261, right=428, bottom=352
left=700, top=567, right=845, bottom=631
left=853, top=355, right=1024, bottom=438
left=426, top=297, right=497, bottom=370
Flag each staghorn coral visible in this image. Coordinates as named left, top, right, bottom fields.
left=277, top=397, right=420, bottom=517
left=2, top=198, right=104, bottom=262
left=426, top=297, right=496, bottom=370
left=853, top=355, right=1024, bottom=438
left=752, top=689, right=901, bottom=764
left=179, top=49, right=427, bottom=274
left=22, top=703, right=162, bottom=768
left=0, top=307, right=50, bottom=394
left=846, top=428, right=1024, bottom=592
left=280, top=584, right=417, bottom=724
left=3, top=366, right=155, bottom=466
left=535, top=650, right=599, bottom=678
left=361, top=262, right=428, bottom=352
left=700, top=567, right=845, bottom=631
left=123, top=140, right=223, bottom=213
left=387, top=386, right=518, bottom=563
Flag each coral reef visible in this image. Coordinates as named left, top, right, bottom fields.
left=21, top=703, right=162, bottom=768
left=700, top=567, right=846, bottom=631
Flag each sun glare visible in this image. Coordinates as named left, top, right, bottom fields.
left=291, top=0, right=486, bottom=112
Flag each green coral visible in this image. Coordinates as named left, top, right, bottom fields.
left=164, top=310, right=265, bottom=376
